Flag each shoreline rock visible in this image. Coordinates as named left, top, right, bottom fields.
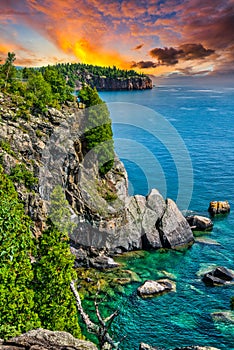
left=208, top=201, right=230, bottom=216
left=0, top=329, right=97, bottom=350
left=186, top=215, right=213, bottom=231
left=137, top=279, right=176, bottom=298
left=202, top=266, right=234, bottom=285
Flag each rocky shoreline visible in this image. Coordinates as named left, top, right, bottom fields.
left=0, top=329, right=221, bottom=350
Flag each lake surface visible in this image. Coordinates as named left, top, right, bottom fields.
left=90, top=82, right=234, bottom=349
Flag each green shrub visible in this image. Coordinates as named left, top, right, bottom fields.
left=0, top=140, right=16, bottom=157
left=9, top=163, right=38, bottom=189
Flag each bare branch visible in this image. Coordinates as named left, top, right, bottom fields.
left=70, top=280, right=123, bottom=350
left=70, top=280, right=98, bottom=334
left=104, top=310, right=119, bottom=324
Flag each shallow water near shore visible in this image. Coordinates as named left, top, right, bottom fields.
left=80, top=82, right=234, bottom=349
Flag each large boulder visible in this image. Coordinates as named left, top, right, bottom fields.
left=142, top=208, right=162, bottom=249
left=208, top=201, right=230, bottom=216
left=202, top=266, right=234, bottom=285
left=146, top=189, right=166, bottom=219
left=186, top=215, right=213, bottom=231
left=158, top=199, right=194, bottom=249
left=137, top=279, right=176, bottom=298
left=0, top=329, right=98, bottom=350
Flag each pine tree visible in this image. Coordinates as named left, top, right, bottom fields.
left=0, top=52, right=17, bottom=90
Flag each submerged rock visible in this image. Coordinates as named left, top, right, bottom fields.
left=208, top=201, right=230, bottom=216
left=186, top=215, right=213, bottom=231
left=137, top=279, right=176, bottom=298
left=202, top=266, right=234, bottom=285
left=0, top=328, right=98, bottom=349
left=212, top=311, right=234, bottom=324
left=89, top=256, right=119, bottom=270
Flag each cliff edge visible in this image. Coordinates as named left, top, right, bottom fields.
left=0, top=92, right=193, bottom=262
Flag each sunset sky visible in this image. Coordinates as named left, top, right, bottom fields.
left=1, top=0, right=234, bottom=76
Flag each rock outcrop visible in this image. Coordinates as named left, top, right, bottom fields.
left=0, top=328, right=97, bottom=350
left=186, top=215, right=213, bottom=231
left=208, top=201, right=230, bottom=216
left=202, top=266, right=234, bottom=285
left=0, top=92, right=194, bottom=263
left=137, top=279, right=176, bottom=298
left=75, top=75, right=152, bottom=91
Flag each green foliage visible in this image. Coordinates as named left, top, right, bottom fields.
left=41, top=66, right=74, bottom=104
left=0, top=52, right=17, bottom=90
left=49, top=185, right=75, bottom=235
left=0, top=170, right=81, bottom=339
left=0, top=139, right=16, bottom=157
left=79, top=85, right=114, bottom=175
left=33, top=220, right=81, bottom=337
left=52, top=62, right=146, bottom=89
left=9, top=163, right=38, bottom=189
left=26, top=71, right=54, bottom=111
left=0, top=53, right=74, bottom=115
left=0, top=167, right=41, bottom=338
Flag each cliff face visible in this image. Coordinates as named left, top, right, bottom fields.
left=0, top=92, right=193, bottom=260
left=91, top=76, right=152, bottom=90
left=75, top=75, right=152, bottom=91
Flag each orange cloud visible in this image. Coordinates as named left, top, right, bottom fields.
left=0, top=0, right=233, bottom=76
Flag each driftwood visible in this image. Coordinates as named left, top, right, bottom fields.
left=70, top=281, right=125, bottom=349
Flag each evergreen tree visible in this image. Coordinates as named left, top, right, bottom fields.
left=79, top=85, right=114, bottom=175
left=33, top=186, right=81, bottom=337
left=26, top=71, right=54, bottom=111
left=42, top=66, right=73, bottom=103
left=0, top=167, right=40, bottom=339
left=0, top=52, right=17, bottom=90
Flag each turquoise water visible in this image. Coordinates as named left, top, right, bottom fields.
left=90, top=83, right=234, bottom=349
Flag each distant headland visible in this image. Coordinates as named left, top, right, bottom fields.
left=38, top=62, right=153, bottom=91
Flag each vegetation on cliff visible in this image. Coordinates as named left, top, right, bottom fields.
left=0, top=52, right=117, bottom=340
left=0, top=167, right=81, bottom=339
left=39, top=62, right=148, bottom=89
left=79, top=85, right=114, bottom=175
left=0, top=167, right=41, bottom=338
left=0, top=52, right=74, bottom=114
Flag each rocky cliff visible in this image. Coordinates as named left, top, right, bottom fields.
left=0, top=92, right=193, bottom=263
left=75, top=75, right=152, bottom=91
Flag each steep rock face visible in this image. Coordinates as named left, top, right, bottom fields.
left=75, top=75, right=152, bottom=91
left=0, top=93, right=193, bottom=257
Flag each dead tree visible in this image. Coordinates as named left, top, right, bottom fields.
left=70, top=280, right=125, bottom=349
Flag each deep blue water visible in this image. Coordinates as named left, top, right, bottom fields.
left=97, top=83, right=234, bottom=349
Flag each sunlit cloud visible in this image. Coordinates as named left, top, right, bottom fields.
left=0, top=0, right=233, bottom=75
